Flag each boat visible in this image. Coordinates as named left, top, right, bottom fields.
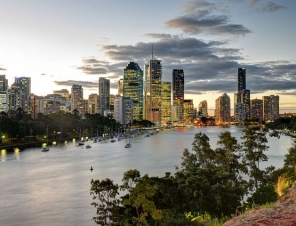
left=42, top=146, right=49, bottom=152
left=86, top=145, right=91, bottom=149
left=110, top=139, right=116, bottom=143
left=125, top=142, right=132, bottom=148
left=78, top=141, right=85, bottom=146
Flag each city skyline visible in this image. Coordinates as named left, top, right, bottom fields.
left=0, top=0, right=295, bottom=114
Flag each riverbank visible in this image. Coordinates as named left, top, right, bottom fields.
left=0, top=136, right=80, bottom=152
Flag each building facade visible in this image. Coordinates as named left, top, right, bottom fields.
left=123, top=62, right=144, bottom=121
left=198, top=100, right=208, bottom=117
left=263, top=95, right=279, bottom=121
left=71, top=84, right=84, bottom=114
left=145, top=58, right=162, bottom=123
left=10, top=77, right=31, bottom=113
left=161, top=81, right=171, bottom=123
left=172, top=69, right=184, bottom=122
left=98, top=77, right=110, bottom=115
left=250, top=98, right=263, bottom=121
left=215, top=93, right=231, bottom=124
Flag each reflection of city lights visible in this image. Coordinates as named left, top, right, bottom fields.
left=42, top=143, right=47, bottom=147
left=1, top=135, right=5, bottom=139
left=52, top=141, right=57, bottom=145
left=14, top=148, right=20, bottom=160
left=72, top=138, right=76, bottom=143
left=1, top=149, right=7, bottom=162
left=64, top=141, right=68, bottom=144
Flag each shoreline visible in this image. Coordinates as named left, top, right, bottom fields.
left=0, top=136, right=80, bottom=152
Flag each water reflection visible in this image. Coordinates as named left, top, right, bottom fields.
left=1, top=149, right=6, bottom=162
left=14, top=148, right=20, bottom=160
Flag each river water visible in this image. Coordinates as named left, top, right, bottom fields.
left=0, top=126, right=293, bottom=226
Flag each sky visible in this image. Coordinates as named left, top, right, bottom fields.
left=0, top=0, right=296, bottom=115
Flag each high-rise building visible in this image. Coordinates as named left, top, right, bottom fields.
left=88, top=94, right=99, bottom=114
left=0, top=75, right=8, bottom=91
left=198, top=100, right=208, bottom=117
left=145, top=57, right=162, bottom=123
left=239, top=89, right=250, bottom=119
left=0, top=91, right=8, bottom=112
left=161, top=81, right=171, bottom=123
left=172, top=69, right=184, bottom=122
left=0, top=75, right=8, bottom=112
left=98, top=77, right=110, bottom=115
left=234, top=68, right=250, bottom=122
left=10, top=77, right=31, bottom=113
left=71, top=84, right=83, bottom=114
left=183, top=99, right=194, bottom=122
left=263, top=95, right=279, bottom=121
left=251, top=98, right=263, bottom=121
left=238, top=68, right=246, bottom=92
left=53, top=89, right=70, bottom=101
left=109, top=94, right=116, bottom=112
left=118, top=79, right=123, bottom=96
left=123, top=62, right=144, bottom=121
left=215, top=93, right=231, bottom=124
left=114, top=95, right=133, bottom=125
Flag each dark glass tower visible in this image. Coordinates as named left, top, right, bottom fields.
left=172, top=69, right=184, bottom=100
left=238, top=68, right=246, bottom=92
left=172, top=69, right=184, bottom=122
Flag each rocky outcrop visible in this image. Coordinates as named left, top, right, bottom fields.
left=223, top=183, right=296, bottom=226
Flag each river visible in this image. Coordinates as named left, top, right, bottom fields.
left=0, top=126, right=293, bottom=226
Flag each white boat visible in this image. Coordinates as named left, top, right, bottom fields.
left=125, top=142, right=132, bottom=148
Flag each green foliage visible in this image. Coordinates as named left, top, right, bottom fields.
left=241, top=127, right=270, bottom=191
left=90, top=129, right=296, bottom=225
left=246, top=184, right=278, bottom=207
left=90, top=178, right=121, bottom=225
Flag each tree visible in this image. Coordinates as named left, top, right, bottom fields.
left=241, top=126, right=270, bottom=191
left=121, top=174, right=162, bottom=225
left=90, top=178, right=121, bottom=225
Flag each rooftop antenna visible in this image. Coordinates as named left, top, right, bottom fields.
left=151, top=45, right=156, bottom=60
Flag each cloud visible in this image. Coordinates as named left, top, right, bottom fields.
left=93, top=34, right=296, bottom=96
left=54, top=79, right=118, bottom=90
left=262, top=2, right=286, bottom=12
left=164, top=7, right=251, bottom=36
left=54, top=80, right=98, bottom=89
left=76, top=58, right=109, bottom=74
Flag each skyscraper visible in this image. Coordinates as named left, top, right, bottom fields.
left=0, top=75, right=8, bottom=91
left=251, top=98, right=263, bottom=121
left=172, top=69, right=184, bottom=122
left=0, top=75, right=8, bottom=112
left=235, top=68, right=250, bottom=122
left=71, top=84, right=83, bottom=114
left=10, top=77, right=31, bottom=112
left=215, top=93, right=231, bottom=124
left=161, top=81, right=171, bottom=123
left=263, top=95, right=279, bottom=121
left=183, top=99, right=194, bottom=122
left=98, top=77, right=110, bottom=115
left=88, top=93, right=99, bottom=114
left=238, top=68, right=246, bottom=92
left=123, top=62, right=144, bottom=121
left=145, top=56, right=162, bottom=123
left=198, top=100, right=208, bottom=117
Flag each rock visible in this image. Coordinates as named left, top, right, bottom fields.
left=223, top=183, right=296, bottom=226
